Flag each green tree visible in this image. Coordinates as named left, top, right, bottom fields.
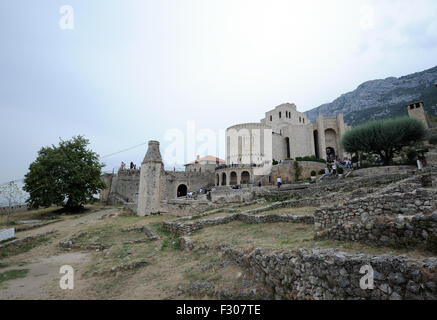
left=23, top=136, right=105, bottom=212
left=341, top=117, right=427, bottom=166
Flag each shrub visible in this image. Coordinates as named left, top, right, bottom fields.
left=310, top=170, right=316, bottom=176
left=295, top=155, right=326, bottom=164
left=294, top=161, right=302, bottom=181
left=337, top=167, right=344, bottom=174
left=318, top=169, right=325, bottom=175
left=272, top=159, right=278, bottom=165
left=429, top=134, right=437, bottom=145
left=341, top=117, right=427, bottom=165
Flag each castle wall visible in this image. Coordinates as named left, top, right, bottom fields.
left=282, top=125, right=314, bottom=159
left=164, top=171, right=215, bottom=199
left=270, top=160, right=326, bottom=184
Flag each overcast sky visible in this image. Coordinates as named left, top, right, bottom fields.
left=1, top=0, right=437, bottom=185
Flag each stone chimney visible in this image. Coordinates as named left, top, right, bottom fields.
left=137, top=141, right=164, bottom=216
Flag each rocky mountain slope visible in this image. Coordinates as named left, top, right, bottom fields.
left=305, top=66, right=437, bottom=126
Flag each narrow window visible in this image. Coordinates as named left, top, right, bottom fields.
left=279, top=112, right=282, bottom=118
left=270, top=115, right=272, bottom=121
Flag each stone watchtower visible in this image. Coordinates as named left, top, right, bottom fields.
left=137, top=141, right=164, bottom=216
left=407, top=101, right=429, bottom=129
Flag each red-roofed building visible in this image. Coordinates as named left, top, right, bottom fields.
left=184, top=155, right=225, bottom=173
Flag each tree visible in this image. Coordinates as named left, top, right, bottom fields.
left=23, top=136, right=105, bottom=212
left=0, top=181, right=25, bottom=224
left=341, top=117, right=427, bottom=166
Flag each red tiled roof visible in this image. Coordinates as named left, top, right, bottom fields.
left=184, top=155, right=225, bottom=166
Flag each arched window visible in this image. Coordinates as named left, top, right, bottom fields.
left=279, top=112, right=282, bottom=118
left=216, top=174, right=220, bottom=186
left=230, top=171, right=237, bottom=185
left=241, top=171, right=250, bottom=184
left=221, top=172, right=227, bottom=186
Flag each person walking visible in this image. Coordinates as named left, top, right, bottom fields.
left=277, top=177, right=282, bottom=189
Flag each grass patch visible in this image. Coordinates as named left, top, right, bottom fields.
left=0, top=237, right=17, bottom=244
left=0, top=269, right=29, bottom=285
left=0, top=237, right=51, bottom=258
left=160, top=238, right=181, bottom=251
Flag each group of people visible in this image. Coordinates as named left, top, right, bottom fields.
left=119, top=161, right=139, bottom=171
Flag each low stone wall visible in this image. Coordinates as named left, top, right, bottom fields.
left=243, top=198, right=325, bottom=215
left=221, top=246, right=437, bottom=300
left=0, top=230, right=55, bottom=249
left=315, top=213, right=437, bottom=248
left=211, top=189, right=255, bottom=204
left=350, top=166, right=415, bottom=177
left=162, top=213, right=314, bottom=236
left=314, top=188, right=436, bottom=230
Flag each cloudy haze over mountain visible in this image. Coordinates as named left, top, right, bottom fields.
left=1, top=0, right=437, bottom=186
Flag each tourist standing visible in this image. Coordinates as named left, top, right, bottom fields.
left=332, top=163, right=337, bottom=175
left=417, top=159, right=423, bottom=171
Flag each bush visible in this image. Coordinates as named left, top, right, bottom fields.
left=318, top=169, right=325, bottom=175
left=294, top=161, right=302, bottom=181
left=341, top=117, right=427, bottom=165
left=337, top=167, right=344, bottom=174
left=295, top=155, right=326, bottom=164
left=272, top=159, right=278, bottom=165
left=429, top=134, right=437, bottom=145
left=310, top=170, right=316, bottom=176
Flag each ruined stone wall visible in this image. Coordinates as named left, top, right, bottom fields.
left=314, top=188, right=436, bottom=230
left=161, top=213, right=314, bottom=236
left=350, top=166, right=415, bottom=177
left=316, top=213, right=437, bottom=248
left=222, top=246, right=437, bottom=300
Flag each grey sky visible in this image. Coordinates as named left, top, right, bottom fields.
left=1, top=0, right=437, bottom=185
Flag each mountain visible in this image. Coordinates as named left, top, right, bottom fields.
left=305, top=66, right=437, bottom=126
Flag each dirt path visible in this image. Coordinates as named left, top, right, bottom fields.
left=0, top=208, right=118, bottom=299
left=0, top=252, right=91, bottom=299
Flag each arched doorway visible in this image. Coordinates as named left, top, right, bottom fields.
left=221, top=172, right=227, bottom=186
left=177, top=184, right=187, bottom=197
left=324, top=129, right=338, bottom=162
left=313, top=130, right=319, bottom=158
left=230, top=171, right=237, bottom=185
left=285, top=137, right=291, bottom=159
left=241, top=171, right=250, bottom=184
left=326, top=147, right=335, bottom=163
left=216, top=174, right=220, bottom=186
